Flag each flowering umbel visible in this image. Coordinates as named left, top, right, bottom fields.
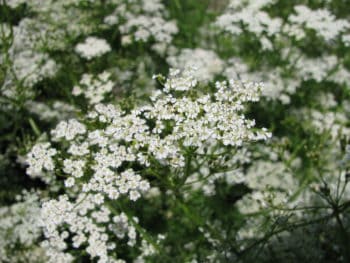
left=26, top=68, right=270, bottom=262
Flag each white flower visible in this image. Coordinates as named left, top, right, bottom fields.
left=26, top=143, right=57, bottom=178
left=51, top=119, right=87, bottom=141
left=104, top=0, right=178, bottom=44
left=295, top=55, right=337, bottom=82
left=286, top=5, right=350, bottom=42
left=72, top=71, right=114, bottom=104
left=26, top=101, right=76, bottom=122
left=4, top=0, right=27, bottom=8
left=0, top=191, right=44, bottom=263
left=63, top=159, right=86, bottom=178
left=40, top=193, right=138, bottom=263
left=167, top=49, right=224, bottom=83
left=75, top=37, right=111, bottom=60
left=32, top=68, right=270, bottom=262
left=342, top=34, right=350, bottom=46
left=215, top=0, right=282, bottom=46
left=64, top=177, right=75, bottom=187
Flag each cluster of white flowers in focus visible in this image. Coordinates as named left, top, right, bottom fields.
left=41, top=193, right=138, bottom=263
left=75, top=37, right=111, bottom=60
left=26, top=143, right=57, bottom=181
left=26, top=68, right=271, bottom=262
left=27, top=68, right=271, bottom=185
left=51, top=119, right=87, bottom=141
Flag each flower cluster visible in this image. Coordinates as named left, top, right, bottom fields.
left=215, top=0, right=282, bottom=50
left=296, top=108, right=350, bottom=140
left=104, top=0, right=178, bottom=44
left=7, top=1, right=101, bottom=50
left=237, top=150, right=301, bottom=215
left=216, top=1, right=350, bottom=105
left=26, top=68, right=270, bottom=262
left=41, top=193, right=138, bottom=263
left=286, top=5, right=350, bottom=42
left=3, top=0, right=27, bottom=8
left=73, top=71, right=114, bottom=104
left=51, top=119, right=87, bottom=141
left=0, top=191, right=45, bottom=263
left=75, top=37, right=111, bottom=60
left=0, top=22, right=58, bottom=100
left=224, top=58, right=298, bottom=104
left=26, top=101, right=76, bottom=122
left=26, top=143, right=57, bottom=182
left=167, top=49, right=224, bottom=83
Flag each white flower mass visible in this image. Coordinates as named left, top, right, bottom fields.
left=75, top=37, right=111, bottom=60
left=25, top=68, right=270, bottom=262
